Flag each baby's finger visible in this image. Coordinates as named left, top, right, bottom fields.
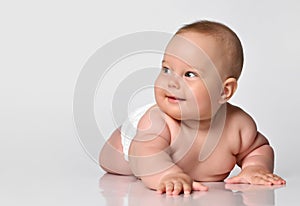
left=172, top=182, right=183, bottom=195
left=250, top=176, right=273, bottom=185
left=192, top=181, right=209, bottom=191
left=225, top=175, right=246, bottom=184
left=266, top=174, right=286, bottom=185
left=157, top=183, right=166, bottom=194
left=165, top=182, right=174, bottom=195
left=182, top=182, right=192, bottom=195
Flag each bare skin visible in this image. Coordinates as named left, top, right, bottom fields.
left=100, top=103, right=285, bottom=195
left=99, top=31, right=286, bottom=195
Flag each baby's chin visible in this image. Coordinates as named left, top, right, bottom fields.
left=162, top=109, right=209, bottom=121
left=156, top=101, right=213, bottom=121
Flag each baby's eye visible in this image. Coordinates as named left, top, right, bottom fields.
left=185, top=71, right=198, bottom=78
left=162, top=67, right=171, bottom=74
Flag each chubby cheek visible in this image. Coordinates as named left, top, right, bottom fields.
left=154, top=75, right=167, bottom=91
left=154, top=76, right=168, bottom=100
left=154, top=87, right=163, bottom=103
left=191, top=87, right=212, bottom=117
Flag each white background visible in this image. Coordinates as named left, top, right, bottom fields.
left=1, top=0, right=299, bottom=205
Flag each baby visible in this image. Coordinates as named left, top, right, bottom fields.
left=99, top=20, right=286, bottom=195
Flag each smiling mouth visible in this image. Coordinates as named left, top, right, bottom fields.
left=166, top=95, right=186, bottom=102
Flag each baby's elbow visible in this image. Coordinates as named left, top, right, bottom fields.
left=242, top=144, right=275, bottom=172
left=255, top=144, right=275, bottom=172
left=256, top=131, right=270, bottom=145
left=256, top=144, right=274, bottom=159
left=245, top=134, right=274, bottom=159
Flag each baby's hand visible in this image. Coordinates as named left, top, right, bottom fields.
left=157, top=172, right=208, bottom=195
left=225, top=166, right=286, bottom=185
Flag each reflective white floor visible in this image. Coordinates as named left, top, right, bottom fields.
left=98, top=173, right=296, bottom=206
left=1, top=159, right=297, bottom=206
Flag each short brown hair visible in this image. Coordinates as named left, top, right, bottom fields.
left=176, top=20, right=244, bottom=80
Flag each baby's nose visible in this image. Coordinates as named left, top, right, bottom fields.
left=168, top=75, right=180, bottom=89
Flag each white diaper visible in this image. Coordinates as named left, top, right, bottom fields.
left=121, top=104, right=154, bottom=161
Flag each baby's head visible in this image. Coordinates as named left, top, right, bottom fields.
left=175, top=20, right=244, bottom=81
left=154, top=20, right=244, bottom=120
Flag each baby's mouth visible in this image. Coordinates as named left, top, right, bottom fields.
left=166, top=95, right=186, bottom=102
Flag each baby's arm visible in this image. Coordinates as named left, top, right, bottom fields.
left=128, top=107, right=207, bottom=195
left=226, top=112, right=285, bottom=185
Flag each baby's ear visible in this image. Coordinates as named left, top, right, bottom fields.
left=219, top=77, right=237, bottom=104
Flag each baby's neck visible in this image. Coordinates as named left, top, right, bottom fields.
left=180, top=104, right=227, bottom=132
left=181, top=119, right=211, bottom=131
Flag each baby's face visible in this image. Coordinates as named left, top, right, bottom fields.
left=154, top=32, right=225, bottom=120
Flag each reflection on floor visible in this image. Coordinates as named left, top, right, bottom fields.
left=98, top=173, right=285, bottom=206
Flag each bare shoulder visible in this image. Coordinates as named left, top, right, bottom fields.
left=227, top=104, right=270, bottom=157
left=226, top=103, right=257, bottom=133
left=136, top=104, right=171, bottom=141
left=226, top=103, right=259, bottom=151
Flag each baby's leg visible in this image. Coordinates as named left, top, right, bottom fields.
left=99, top=128, right=133, bottom=175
